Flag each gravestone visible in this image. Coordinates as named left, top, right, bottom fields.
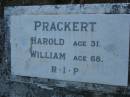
left=3, top=3, right=130, bottom=97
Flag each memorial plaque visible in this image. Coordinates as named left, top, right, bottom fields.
left=6, top=6, right=130, bottom=86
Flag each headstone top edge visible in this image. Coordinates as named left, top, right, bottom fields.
left=4, top=3, right=130, bottom=16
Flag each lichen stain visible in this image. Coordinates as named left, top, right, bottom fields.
left=104, top=44, right=119, bottom=56
left=25, top=58, right=31, bottom=70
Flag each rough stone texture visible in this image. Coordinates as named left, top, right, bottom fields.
left=2, top=0, right=130, bottom=5
left=0, top=21, right=9, bottom=97
left=1, top=1, right=130, bottom=97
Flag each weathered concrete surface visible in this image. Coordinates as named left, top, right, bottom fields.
left=0, top=17, right=9, bottom=97
left=1, top=2, right=130, bottom=97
